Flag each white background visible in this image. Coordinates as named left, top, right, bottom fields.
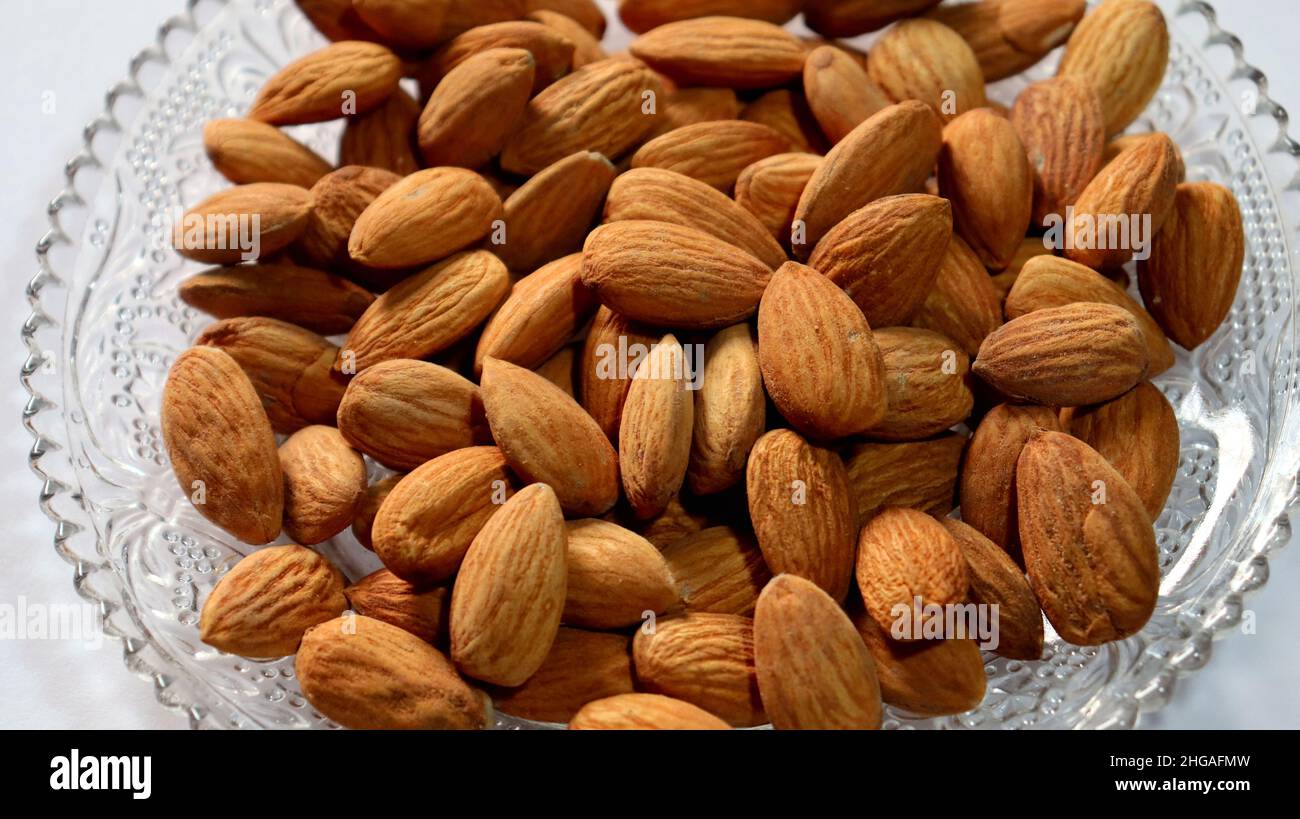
left=0, top=0, right=1296, bottom=730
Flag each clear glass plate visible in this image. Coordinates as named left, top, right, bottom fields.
left=20, top=0, right=1300, bottom=729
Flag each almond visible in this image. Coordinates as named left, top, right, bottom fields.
left=632, top=612, right=765, bottom=727
left=352, top=474, right=404, bottom=551
left=203, top=118, right=332, bottom=188
left=297, top=165, right=402, bottom=268
left=172, top=183, right=311, bottom=265
left=1057, top=0, right=1169, bottom=135
left=345, top=569, right=450, bottom=645
left=1016, top=430, right=1159, bottom=644
left=856, top=507, right=969, bottom=636
left=619, top=0, right=802, bottom=33
left=178, top=263, right=374, bottom=336
left=475, top=254, right=598, bottom=374
left=492, top=628, right=635, bottom=722
left=527, top=9, right=607, bottom=67
left=536, top=346, right=577, bottom=396
left=866, top=327, right=974, bottom=441
left=991, top=236, right=1053, bottom=302
left=200, top=545, right=347, bottom=657
left=867, top=19, right=987, bottom=122
left=297, top=615, right=486, bottom=729
left=351, top=0, right=449, bottom=49
left=757, top=261, right=888, bottom=439
left=1010, top=76, right=1106, bottom=228
left=563, top=519, right=679, bottom=628
left=753, top=574, right=883, bottom=729
left=911, top=235, right=1003, bottom=356
left=942, top=518, right=1044, bottom=660
left=929, top=0, right=1085, bottom=82
left=581, top=220, right=772, bottom=329
left=161, top=346, right=284, bottom=544
left=938, top=108, right=1033, bottom=269
left=482, top=357, right=621, bottom=516
left=630, top=120, right=793, bottom=193
left=497, top=152, right=617, bottom=272
left=427, top=21, right=575, bottom=93
left=279, top=425, right=367, bottom=544
left=297, top=0, right=388, bottom=41
left=734, top=153, right=821, bottom=244
left=417, top=48, right=537, bottom=169
left=650, top=86, right=743, bottom=137
left=650, top=523, right=768, bottom=614
left=688, top=324, right=765, bottom=496
left=843, top=433, right=966, bottom=527
left=339, top=89, right=421, bottom=176
left=805, top=0, right=942, bottom=37
left=450, top=483, right=568, bottom=686
left=250, top=41, right=402, bottom=125
left=579, top=306, right=658, bottom=439
left=802, top=45, right=890, bottom=144
left=629, top=16, right=808, bottom=89
left=336, top=359, right=488, bottom=470
left=569, top=693, right=730, bottom=729
left=619, top=334, right=694, bottom=518
left=851, top=608, right=986, bottom=716
left=740, top=88, right=826, bottom=154
left=441, top=0, right=530, bottom=39
left=1138, top=181, right=1245, bottom=350
left=372, top=447, right=517, bottom=584
left=746, top=429, right=857, bottom=601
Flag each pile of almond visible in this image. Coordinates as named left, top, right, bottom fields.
left=163, top=0, right=1246, bottom=729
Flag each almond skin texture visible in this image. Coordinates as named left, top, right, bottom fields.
left=912, top=234, right=1003, bottom=357
left=580, top=306, right=658, bottom=440
left=619, top=0, right=802, bottom=33
left=650, top=86, right=744, bottom=137
left=563, top=519, right=680, bottom=628
left=1057, top=0, right=1169, bottom=135
left=803, top=45, right=890, bottom=144
left=353, top=474, right=404, bottom=551
left=417, top=47, right=537, bottom=169
left=298, top=165, right=401, bottom=268
left=1010, top=76, right=1106, bottom=228
left=450, top=483, right=568, bottom=686
left=757, top=261, right=888, bottom=439
left=352, top=0, right=449, bottom=49
left=741, top=88, right=826, bottom=154
left=441, top=0, right=531, bottom=39
left=528, top=9, right=607, bottom=67
left=794, top=101, right=944, bottom=256
left=660, top=526, right=772, bottom=616
left=162, top=346, right=283, bottom=544
left=1139, top=181, right=1245, bottom=350
left=475, top=254, right=598, bottom=374
left=250, top=41, right=401, bottom=125
left=492, top=628, right=635, bottom=723
left=179, top=263, right=374, bottom=336
left=605, top=168, right=787, bottom=270
left=852, top=608, right=986, bottom=716
left=203, top=118, right=332, bottom=187
left=867, top=19, right=987, bottom=122
left=753, top=574, right=883, bottom=730
left=339, top=89, right=421, bottom=176
left=279, top=425, right=367, bottom=545
left=200, top=545, right=347, bottom=657
left=569, top=693, right=730, bottom=729
left=372, top=447, right=516, bottom=585
left=928, top=0, right=1085, bottom=82
left=628, top=17, right=808, bottom=89
left=336, top=359, right=488, bottom=471
left=482, top=357, right=620, bottom=516
left=297, top=615, right=486, bottom=730
left=1007, top=254, right=1175, bottom=376
left=620, top=334, right=695, bottom=519
left=866, top=327, right=974, bottom=442
left=735, top=153, right=821, bottom=243
left=805, top=0, right=942, bottom=37
left=631, top=120, right=793, bottom=193
left=581, top=220, right=772, bottom=330
left=939, top=108, right=1033, bottom=269
left=500, top=59, right=663, bottom=175
left=746, top=430, right=858, bottom=601
left=498, top=152, right=617, bottom=273
left=1064, top=382, right=1180, bottom=520
left=808, top=194, right=953, bottom=328
left=1017, top=431, right=1159, bottom=645
left=172, top=183, right=311, bottom=265
left=688, top=324, right=765, bottom=496
left=349, top=168, right=503, bottom=270
left=960, top=402, right=1062, bottom=556
left=856, top=507, right=969, bottom=637
left=632, top=613, right=765, bottom=727
left=974, top=303, right=1149, bottom=407
left=346, top=569, right=450, bottom=645
left=943, top=518, right=1044, bottom=660
left=844, top=433, right=966, bottom=527
left=427, top=21, right=574, bottom=94
left=340, top=250, right=510, bottom=372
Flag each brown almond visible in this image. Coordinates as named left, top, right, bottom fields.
left=942, top=518, right=1044, bottom=660
left=250, top=41, right=401, bottom=125
left=352, top=0, right=449, bottom=49
left=497, top=152, right=617, bottom=272
left=866, top=327, right=974, bottom=442
left=852, top=608, right=986, bottom=716
left=1057, top=0, right=1169, bottom=135
left=569, top=693, right=730, bottom=729
left=345, top=569, right=450, bottom=645
left=805, top=0, right=942, bottom=37
left=178, top=263, right=374, bottom=336
left=475, top=254, right=598, bottom=374
left=531, top=0, right=607, bottom=37
left=418, top=48, right=537, bottom=169
left=297, top=165, right=402, bottom=269
left=428, top=21, right=574, bottom=94
left=172, top=183, right=311, bottom=265
left=867, top=19, right=987, bottom=122
left=660, top=526, right=771, bottom=616
left=632, top=612, right=765, bottom=727
left=650, top=86, right=743, bottom=137
left=441, top=0, right=530, bottom=39
left=493, top=628, right=635, bottom=723
left=619, top=0, right=802, bottom=33
left=688, top=324, right=765, bottom=496
left=631, top=120, right=793, bottom=193
left=803, top=45, right=890, bottom=144
left=563, top=519, right=679, bottom=628
left=735, top=153, right=821, bottom=244
left=911, top=234, right=1003, bottom=356
left=620, top=334, right=695, bottom=519
left=339, top=89, right=421, bottom=176
left=203, top=118, right=332, bottom=188
left=740, top=88, right=826, bottom=154
left=929, top=0, right=1085, bottom=82
left=856, top=507, right=969, bottom=636
left=279, top=425, right=366, bottom=544
left=844, top=433, right=966, bottom=527
left=352, top=475, right=405, bottom=551
left=629, top=16, right=808, bottom=89
left=579, top=306, right=658, bottom=440
left=1010, top=76, right=1106, bottom=228
left=938, top=108, right=1033, bottom=269
left=527, top=9, right=607, bottom=67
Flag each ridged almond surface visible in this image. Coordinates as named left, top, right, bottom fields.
left=1138, top=181, right=1245, bottom=350
left=493, top=628, right=635, bottom=723
left=172, top=183, right=311, bottom=265
left=441, top=0, right=530, bottom=39
left=650, top=86, right=743, bottom=137
left=734, top=152, right=821, bottom=243
left=339, top=89, right=421, bottom=176
left=938, top=108, right=1032, bottom=269
left=563, top=519, right=679, bottom=628
left=569, top=693, right=730, bottom=729
left=746, top=429, right=857, bottom=601
left=250, top=41, right=401, bottom=125
left=911, top=234, right=1003, bottom=356
left=942, top=519, right=1044, bottom=660
left=1057, top=0, right=1169, bottom=135
left=852, top=608, right=986, bottom=716
left=428, top=21, right=574, bottom=93
left=928, top=0, right=1084, bottom=82
left=844, top=433, right=966, bottom=528
left=336, top=359, right=488, bottom=471
left=753, top=574, right=883, bottom=729
left=867, top=19, right=987, bottom=122
left=619, top=0, right=802, bottom=33
left=352, top=0, right=449, bottom=49
left=450, top=483, right=568, bottom=686
left=687, top=324, right=765, bottom=496
left=856, top=507, right=969, bottom=636
left=536, top=346, right=576, bottom=396
left=203, top=118, right=331, bottom=187
left=497, top=152, right=617, bottom=272
left=200, top=545, right=347, bottom=657
left=866, top=327, right=974, bottom=441
left=345, top=569, right=450, bottom=645
left=1017, top=431, right=1159, bottom=645
left=628, top=16, right=808, bottom=89
left=973, top=302, right=1148, bottom=406
left=1010, top=76, right=1106, bottom=228
left=161, top=346, right=283, bottom=544
left=339, top=250, right=510, bottom=372
left=352, top=475, right=404, bottom=551
left=417, top=47, right=537, bottom=169
left=803, top=45, right=890, bottom=144
left=482, top=357, right=620, bottom=516
left=279, top=425, right=366, bottom=545
left=757, top=261, right=888, bottom=439
left=372, top=447, right=516, bottom=584
left=659, top=526, right=772, bottom=617
left=581, top=220, right=772, bottom=329
left=526, top=10, right=605, bottom=67
left=805, top=0, right=942, bottom=37
left=619, top=334, right=694, bottom=519
left=740, top=88, right=826, bottom=154
left=630, top=120, right=793, bottom=193
left=297, top=615, right=486, bottom=729
left=348, top=168, right=503, bottom=270
left=632, top=613, right=765, bottom=727
left=531, top=0, right=607, bottom=37
left=297, top=165, right=401, bottom=268
left=475, top=254, right=598, bottom=374
left=179, top=263, right=373, bottom=336
left=579, top=306, right=658, bottom=440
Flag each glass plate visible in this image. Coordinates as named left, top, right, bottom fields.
left=20, top=0, right=1300, bottom=729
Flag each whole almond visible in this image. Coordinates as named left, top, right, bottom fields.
left=844, top=433, right=966, bottom=527
left=688, top=324, right=765, bottom=496
left=757, top=261, right=888, bottom=439
left=475, top=254, right=598, bottom=374
left=450, top=483, right=568, bottom=686
left=418, top=48, right=537, bottom=169
left=1017, top=430, right=1159, bottom=644
left=297, top=615, right=486, bottom=729
left=336, top=359, right=488, bottom=470
left=746, top=429, right=857, bottom=601
left=250, top=41, right=402, bottom=125
left=754, top=574, right=883, bottom=730
left=200, top=545, right=347, bottom=657
left=279, top=425, right=367, bottom=544
left=938, top=108, right=1033, bottom=269
left=619, top=0, right=802, bottom=33
left=856, top=507, right=969, bottom=636
left=650, top=86, right=743, bottom=137
left=867, top=19, right=987, bottom=122
left=569, top=693, right=730, bottom=729
left=632, top=612, right=765, bottom=727
left=203, top=118, right=332, bottom=188
left=734, top=153, right=821, bottom=243
left=497, top=152, right=617, bottom=272
left=866, top=327, right=974, bottom=441
left=620, top=334, right=694, bottom=519
left=629, top=16, right=808, bottom=89
left=482, top=357, right=620, bottom=516
left=805, top=0, right=942, bottom=37
left=803, top=45, right=890, bottom=144
left=345, top=569, right=450, bottom=645
left=352, top=475, right=404, bottom=551
left=172, top=183, right=311, bottom=265
left=631, top=120, right=793, bottom=193
left=372, top=447, right=516, bottom=584
left=179, top=263, right=374, bottom=336
left=428, top=21, right=574, bottom=94
left=912, top=235, right=1003, bottom=356
left=161, top=346, right=283, bottom=544
left=579, top=306, right=658, bottom=440
left=563, top=519, right=679, bottom=628
left=974, top=302, right=1148, bottom=406
left=352, top=0, right=448, bottom=48
left=527, top=10, right=607, bottom=67
left=1138, top=181, right=1245, bottom=350
left=659, top=526, right=771, bottom=616
left=740, top=88, right=826, bottom=154
left=339, top=89, right=421, bottom=176
left=852, top=609, right=986, bottom=716
left=942, top=518, right=1044, bottom=660
left=298, top=165, right=402, bottom=268
left=1010, top=76, right=1106, bottom=228
left=1057, top=0, right=1169, bottom=135
left=493, top=628, right=635, bottom=723
left=929, top=0, right=1085, bottom=82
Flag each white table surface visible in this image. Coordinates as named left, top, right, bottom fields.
left=0, top=0, right=1296, bottom=730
